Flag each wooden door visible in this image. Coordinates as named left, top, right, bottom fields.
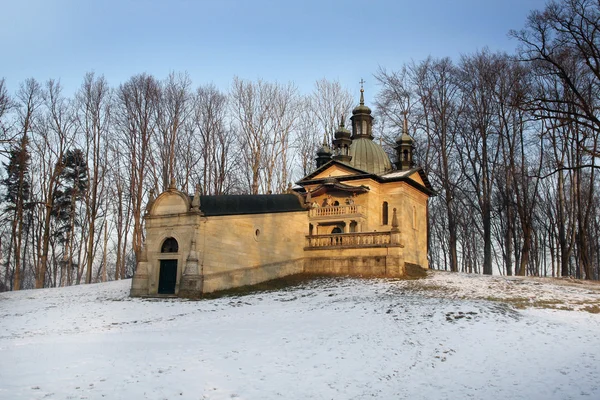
left=158, top=259, right=177, bottom=294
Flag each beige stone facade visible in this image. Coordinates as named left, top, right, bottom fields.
left=130, top=94, right=434, bottom=297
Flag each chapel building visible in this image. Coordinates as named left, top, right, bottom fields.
left=130, top=89, right=434, bottom=297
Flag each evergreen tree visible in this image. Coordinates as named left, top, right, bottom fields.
left=52, top=149, right=88, bottom=238
left=1, top=134, right=32, bottom=290
left=51, top=148, right=88, bottom=285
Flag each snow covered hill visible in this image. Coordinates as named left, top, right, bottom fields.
left=1, top=272, right=599, bottom=400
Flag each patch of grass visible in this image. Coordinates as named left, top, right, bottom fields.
left=201, top=271, right=431, bottom=300
left=404, top=263, right=428, bottom=279
left=480, top=296, right=600, bottom=313
left=199, top=273, right=327, bottom=299
left=483, top=296, right=567, bottom=310
left=582, top=304, right=600, bottom=314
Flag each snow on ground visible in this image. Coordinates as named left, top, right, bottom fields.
left=1, top=272, right=600, bottom=400
left=397, top=271, right=600, bottom=312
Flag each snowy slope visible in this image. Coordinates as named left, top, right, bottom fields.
left=1, top=273, right=599, bottom=400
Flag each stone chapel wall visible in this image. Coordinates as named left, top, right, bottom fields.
left=199, top=211, right=308, bottom=293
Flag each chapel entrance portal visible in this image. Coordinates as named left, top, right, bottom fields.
left=158, top=259, right=177, bottom=294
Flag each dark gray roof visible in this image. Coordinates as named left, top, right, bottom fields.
left=199, top=194, right=306, bottom=216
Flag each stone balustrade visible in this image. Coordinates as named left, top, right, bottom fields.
left=309, top=204, right=363, bottom=218
left=305, top=231, right=397, bottom=249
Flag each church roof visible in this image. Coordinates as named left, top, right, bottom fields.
left=348, top=137, right=393, bottom=175
left=304, top=178, right=370, bottom=197
left=296, top=162, right=435, bottom=197
left=296, top=159, right=372, bottom=183
left=380, top=167, right=435, bottom=194
left=198, top=194, right=306, bottom=216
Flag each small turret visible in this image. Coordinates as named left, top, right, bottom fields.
left=394, top=113, right=415, bottom=171
left=350, top=80, right=374, bottom=139
left=315, top=132, right=333, bottom=168
left=332, top=116, right=352, bottom=163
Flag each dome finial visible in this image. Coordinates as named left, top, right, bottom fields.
left=340, top=114, right=345, bottom=127
left=403, top=111, right=409, bottom=134
left=359, top=78, right=365, bottom=105
left=322, top=131, right=328, bottom=146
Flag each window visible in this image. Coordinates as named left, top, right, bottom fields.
left=254, top=226, right=262, bottom=242
left=161, top=237, right=178, bottom=253
left=382, top=202, right=389, bottom=225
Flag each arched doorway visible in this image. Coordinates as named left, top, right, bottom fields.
left=331, top=227, right=343, bottom=234
left=158, top=237, right=178, bottom=294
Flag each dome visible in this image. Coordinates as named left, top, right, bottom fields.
left=352, top=103, right=372, bottom=115
left=349, top=137, right=393, bottom=175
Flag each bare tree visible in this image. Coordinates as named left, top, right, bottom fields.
left=154, top=72, right=192, bottom=191
left=76, top=72, right=111, bottom=284
left=511, top=0, right=600, bottom=158
left=0, top=78, right=17, bottom=147
left=263, top=82, right=299, bottom=193
left=310, top=78, right=354, bottom=144
left=294, top=97, right=322, bottom=176
left=107, top=140, right=132, bottom=280
left=33, top=79, right=76, bottom=288
left=115, top=74, right=159, bottom=260
left=230, top=77, right=273, bottom=194
left=456, top=50, right=503, bottom=276
left=411, top=58, right=464, bottom=272
left=492, top=57, right=544, bottom=276
left=193, top=84, right=235, bottom=195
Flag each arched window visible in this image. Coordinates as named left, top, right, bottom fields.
left=331, top=227, right=343, bottom=234
left=403, top=149, right=409, bottom=161
left=382, top=202, right=389, bottom=225
left=161, top=237, right=179, bottom=253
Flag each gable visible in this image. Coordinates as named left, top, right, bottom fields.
left=152, top=192, right=189, bottom=216
left=379, top=167, right=435, bottom=196
left=296, top=160, right=371, bottom=184
left=313, top=164, right=361, bottom=179
left=408, top=171, right=426, bottom=187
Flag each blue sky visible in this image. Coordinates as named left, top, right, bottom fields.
left=1, top=0, right=549, bottom=99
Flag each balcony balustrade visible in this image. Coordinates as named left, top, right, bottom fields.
left=309, top=204, right=364, bottom=219
left=305, top=231, right=397, bottom=249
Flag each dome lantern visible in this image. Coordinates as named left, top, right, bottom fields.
left=332, top=115, right=352, bottom=163
left=350, top=80, right=374, bottom=139
left=394, top=113, right=415, bottom=171
left=315, top=132, right=333, bottom=168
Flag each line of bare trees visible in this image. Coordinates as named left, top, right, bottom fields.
left=0, top=0, right=598, bottom=291
left=376, top=0, right=600, bottom=279
left=0, top=74, right=351, bottom=291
